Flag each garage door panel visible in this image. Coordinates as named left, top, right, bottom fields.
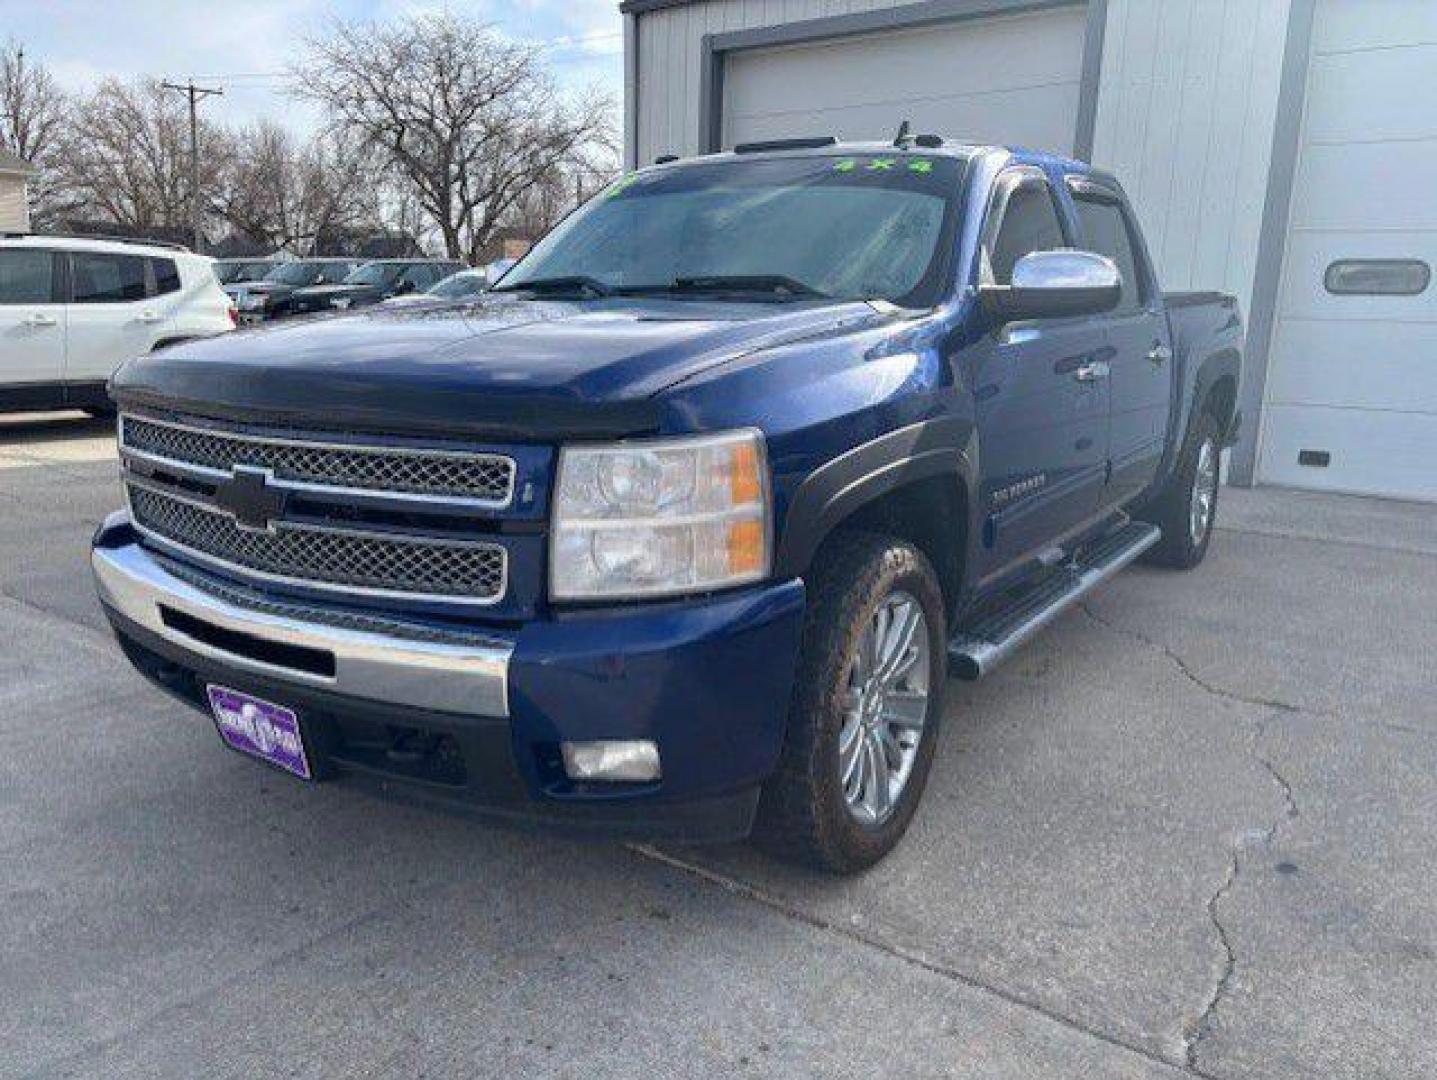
left=1314, top=0, right=1437, bottom=54
left=728, top=83, right=1080, bottom=157
left=1304, top=46, right=1437, bottom=145
left=1278, top=230, right=1437, bottom=323
left=1258, top=405, right=1437, bottom=503
left=1265, top=320, right=1437, bottom=413
left=725, top=10, right=1084, bottom=120
left=1259, top=0, right=1437, bottom=501
left=1291, top=141, right=1437, bottom=231
left=722, top=8, right=1084, bottom=152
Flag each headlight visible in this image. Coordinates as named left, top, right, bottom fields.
left=551, top=429, right=771, bottom=601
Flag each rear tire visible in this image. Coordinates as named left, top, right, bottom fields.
left=1140, top=411, right=1222, bottom=569
left=754, top=531, right=947, bottom=873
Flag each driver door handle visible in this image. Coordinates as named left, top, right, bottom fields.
left=1148, top=342, right=1173, bottom=365
left=138, top=310, right=164, bottom=324
left=24, top=313, right=58, bottom=328
left=1073, top=360, right=1110, bottom=383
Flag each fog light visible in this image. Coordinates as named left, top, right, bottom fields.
left=561, top=740, right=661, bottom=782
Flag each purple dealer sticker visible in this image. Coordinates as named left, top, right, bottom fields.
left=206, top=685, right=312, bottom=780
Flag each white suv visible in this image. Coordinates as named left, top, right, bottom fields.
left=0, top=235, right=235, bottom=415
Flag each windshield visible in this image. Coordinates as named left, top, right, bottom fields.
left=345, top=263, right=401, bottom=287
left=266, top=262, right=329, bottom=285
left=501, top=154, right=963, bottom=306
left=216, top=260, right=269, bottom=284
left=428, top=272, right=485, bottom=299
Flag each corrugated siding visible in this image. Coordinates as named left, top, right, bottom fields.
left=1091, top=0, right=1293, bottom=314
left=634, top=0, right=907, bottom=166
left=0, top=175, right=29, bottom=232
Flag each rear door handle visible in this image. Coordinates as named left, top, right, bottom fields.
left=138, top=310, right=164, bottom=324
left=1148, top=343, right=1173, bottom=365
left=23, top=313, right=58, bottom=328
left=1073, top=361, right=1110, bottom=383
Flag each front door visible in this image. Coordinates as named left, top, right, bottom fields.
left=0, top=247, right=65, bottom=388
left=1069, top=182, right=1171, bottom=506
left=970, top=169, right=1110, bottom=583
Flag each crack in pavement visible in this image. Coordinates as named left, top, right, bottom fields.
left=1076, top=602, right=1303, bottom=1074
left=1077, top=602, right=1302, bottom=716
left=628, top=843, right=1193, bottom=1077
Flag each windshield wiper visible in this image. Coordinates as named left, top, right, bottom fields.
left=656, top=275, right=830, bottom=300
left=494, top=275, right=612, bottom=298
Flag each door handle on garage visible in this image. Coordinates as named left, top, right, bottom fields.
left=1147, top=343, right=1172, bottom=365
left=23, top=313, right=58, bottom=328
left=1073, top=361, right=1109, bottom=382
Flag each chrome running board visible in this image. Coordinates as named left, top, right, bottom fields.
left=948, top=521, right=1161, bottom=680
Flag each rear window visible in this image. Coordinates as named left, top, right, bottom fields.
left=0, top=249, right=58, bottom=304
left=1073, top=195, right=1144, bottom=312
left=150, top=257, right=182, bottom=296
left=72, top=252, right=147, bottom=303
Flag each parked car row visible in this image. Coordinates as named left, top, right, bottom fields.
left=224, top=258, right=466, bottom=323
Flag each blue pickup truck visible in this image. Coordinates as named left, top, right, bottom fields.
left=93, top=136, right=1241, bottom=872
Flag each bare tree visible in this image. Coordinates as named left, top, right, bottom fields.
left=214, top=121, right=379, bottom=253
left=293, top=13, right=612, bottom=263
left=0, top=38, right=72, bottom=223
left=54, top=78, right=229, bottom=236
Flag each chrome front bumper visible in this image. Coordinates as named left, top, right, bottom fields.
left=92, top=540, right=512, bottom=717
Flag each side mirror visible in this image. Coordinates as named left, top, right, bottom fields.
left=315, top=275, right=327, bottom=285
left=980, top=250, right=1121, bottom=322
left=396, top=279, right=417, bottom=295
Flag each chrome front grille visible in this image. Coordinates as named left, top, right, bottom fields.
left=118, top=411, right=512, bottom=604
left=128, top=487, right=506, bottom=600
left=121, top=414, right=515, bottom=505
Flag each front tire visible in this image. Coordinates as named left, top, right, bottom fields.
left=1140, top=411, right=1222, bottom=569
left=754, top=531, right=947, bottom=873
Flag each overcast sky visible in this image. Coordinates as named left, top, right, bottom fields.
left=6, top=0, right=624, bottom=134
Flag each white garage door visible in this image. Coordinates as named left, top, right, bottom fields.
left=720, top=6, right=1087, bottom=155
left=1257, top=1, right=1437, bottom=501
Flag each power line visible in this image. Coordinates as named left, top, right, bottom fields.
left=160, top=80, right=223, bottom=251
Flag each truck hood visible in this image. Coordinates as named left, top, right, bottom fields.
left=111, top=294, right=888, bottom=440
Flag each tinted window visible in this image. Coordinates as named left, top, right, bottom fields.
left=72, top=253, right=147, bottom=303
left=1074, top=196, right=1143, bottom=312
left=150, top=257, right=182, bottom=297
left=987, top=178, right=1067, bottom=285
left=0, top=250, right=57, bottom=304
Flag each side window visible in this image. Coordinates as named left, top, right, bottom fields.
left=1073, top=195, right=1143, bottom=313
left=985, top=177, right=1067, bottom=285
left=72, top=253, right=147, bottom=303
left=149, top=258, right=182, bottom=297
left=0, top=250, right=58, bottom=304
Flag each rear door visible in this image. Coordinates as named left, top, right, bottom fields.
left=0, top=247, right=65, bottom=388
left=63, top=250, right=162, bottom=384
left=1067, top=179, right=1172, bottom=506
left=969, top=167, right=1110, bottom=581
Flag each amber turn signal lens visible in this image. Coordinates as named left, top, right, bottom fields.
left=729, top=440, right=763, bottom=505
left=726, top=518, right=766, bottom=575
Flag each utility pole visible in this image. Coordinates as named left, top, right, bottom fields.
left=161, top=80, right=223, bottom=251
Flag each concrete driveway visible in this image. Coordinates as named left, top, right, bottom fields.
left=2, top=412, right=1433, bottom=1079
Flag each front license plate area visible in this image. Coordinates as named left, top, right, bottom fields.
left=206, top=684, right=313, bottom=780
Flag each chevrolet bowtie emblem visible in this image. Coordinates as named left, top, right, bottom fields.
left=213, top=466, right=288, bottom=532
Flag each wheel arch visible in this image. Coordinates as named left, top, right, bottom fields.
left=774, top=418, right=977, bottom=616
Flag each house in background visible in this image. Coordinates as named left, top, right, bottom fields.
left=0, top=149, right=37, bottom=232
left=621, top=0, right=1437, bottom=503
